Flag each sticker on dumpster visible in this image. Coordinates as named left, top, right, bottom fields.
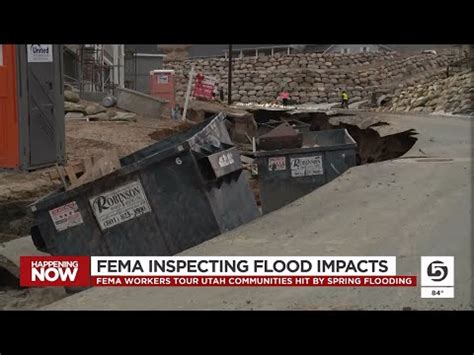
left=158, top=75, right=169, bottom=84
left=268, top=157, right=286, bottom=171
left=89, top=180, right=151, bottom=231
left=49, top=201, right=84, bottom=232
left=218, top=152, right=235, bottom=168
left=290, top=155, right=323, bottom=177
left=27, top=44, right=53, bottom=62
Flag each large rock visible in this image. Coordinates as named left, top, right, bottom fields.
left=64, top=90, right=80, bottom=103
left=85, top=104, right=107, bottom=115
left=427, top=98, right=439, bottom=106
left=453, top=102, right=474, bottom=115
left=111, top=112, right=137, bottom=121
left=412, top=96, right=429, bottom=108
left=460, top=99, right=472, bottom=108
left=65, top=112, right=85, bottom=119
left=64, top=102, right=87, bottom=113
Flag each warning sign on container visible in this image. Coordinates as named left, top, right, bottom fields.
left=49, top=201, right=84, bottom=232
left=158, top=75, right=169, bottom=84
left=290, top=155, right=323, bottom=177
left=268, top=157, right=286, bottom=171
left=89, top=180, right=151, bottom=231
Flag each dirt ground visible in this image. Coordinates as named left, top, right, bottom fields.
left=0, top=115, right=186, bottom=309
left=0, top=115, right=185, bottom=241
left=0, top=115, right=184, bottom=200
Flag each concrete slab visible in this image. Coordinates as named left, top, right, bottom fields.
left=0, top=236, right=47, bottom=269
left=116, top=87, right=167, bottom=118
left=80, top=91, right=108, bottom=103
left=0, top=237, right=67, bottom=310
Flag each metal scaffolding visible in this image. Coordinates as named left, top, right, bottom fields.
left=78, top=44, right=118, bottom=95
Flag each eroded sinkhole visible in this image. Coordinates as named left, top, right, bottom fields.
left=253, top=110, right=418, bottom=165
left=321, top=120, right=419, bottom=165
left=0, top=199, right=35, bottom=243
left=0, top=267, right=19, bottom=290
left=0, top=257, right=20, bottom=290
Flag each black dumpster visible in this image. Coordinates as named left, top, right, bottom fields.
left=30, top=113, right=260, bottom=256
left=255, top=128, right=357, bottom=214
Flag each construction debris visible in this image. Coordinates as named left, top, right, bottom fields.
left=231, top=114, right=258, bottom=143
left=48, top=150, right=121, bottom=190
left=177, top=98, right=252, bottom=121
left=258, top=122, right=303, bottom=150
left=64, top=86, right=139, bottom=122
left=116, top=87, right=167, bottom=118
left=102, top=95, right=117, bottom=108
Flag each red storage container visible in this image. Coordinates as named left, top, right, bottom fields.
left=0, top=44, right=19, bottom=168
left=150, top=69, right=175, bottom=112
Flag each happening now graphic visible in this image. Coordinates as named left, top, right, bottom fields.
left=420, top=256, right=454, bottom=298
left=19, top=256, right=418, bottom=288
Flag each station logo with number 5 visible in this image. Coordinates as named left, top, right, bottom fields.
left=421, top=256, right=454, bottom=287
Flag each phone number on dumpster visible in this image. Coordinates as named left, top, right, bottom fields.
left=89, top=180, right=151, bottom=231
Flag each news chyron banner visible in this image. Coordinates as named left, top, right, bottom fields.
left=20, top=256, right=417, bottom=288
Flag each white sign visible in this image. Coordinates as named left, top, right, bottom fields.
left=89, top=180, right=151, bottom=231
left=420, top=256, right=454, bottom=299
left=421, top=256, right=454, bottom=287
left=290, top=155, right=323, bottom=177
left=49, top=201, right=84, bottom=232
left=158, top=75, right=169, bottom=84
left=27, top=44, right=53, bottom=63
left=218, top=152, right=235, bottom=168
left=268, top=157, right=286, bottom=171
